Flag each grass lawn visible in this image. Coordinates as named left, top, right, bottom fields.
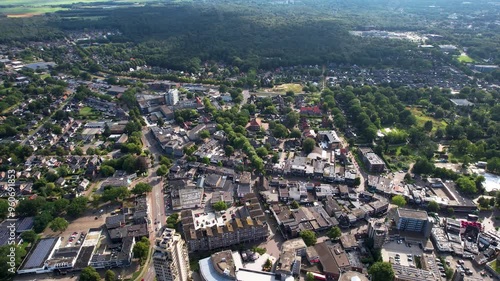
left=457, top=54, right=474, bottom=63
left=408, top=107, right=447, bottom=131
left=39, top=73, right=51, bottom=80
left=271, top=83, right=303, bottom=93
left=79, top=107, right=93, bottom=116
left=490, top=259, right=500, bottom=274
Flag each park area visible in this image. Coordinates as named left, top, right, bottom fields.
left=408, top=107, right=447, bottom=132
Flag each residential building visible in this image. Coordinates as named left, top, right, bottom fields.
left=153, top=228, right=191, bottom=281
left=180, top=196, right=268, bottom=252
left=358, top=147, right=385, bottom=173
left=367, top=219, right=388, bottom=248
left=166, top=89, right=179, bottom=106
left=395, top=208, right=433, bottom=238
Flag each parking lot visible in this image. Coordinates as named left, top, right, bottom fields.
left=381, top=240, right=423, bottom=267
left=441, top=254, right=497, bottom=281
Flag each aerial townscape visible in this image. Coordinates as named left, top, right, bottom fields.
left=0, top=0, right=499, bottom=281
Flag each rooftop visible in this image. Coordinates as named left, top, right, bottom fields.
left=397, top=208, right=428, bottom=220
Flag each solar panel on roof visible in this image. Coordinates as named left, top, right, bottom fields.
left=23, top=238, right=57, bottom=269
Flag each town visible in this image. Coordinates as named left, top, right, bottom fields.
left=0, top=1, right=499, bottom=281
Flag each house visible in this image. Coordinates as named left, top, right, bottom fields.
left=246, top=118, right=261, bottom=131
left=300, top=106, right=322, bottom=116
left=55, top=177, right=66, bottom=187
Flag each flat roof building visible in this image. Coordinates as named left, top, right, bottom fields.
left=395, top=208, right=433, bottom=239
left=153, top=228, right=191, bottom=281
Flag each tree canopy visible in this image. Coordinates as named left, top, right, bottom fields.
left=368, top=262, right=395, bottom=281
left=300, top=230, right=317, bottom=246
left=391, top=195, right=406, bottom=207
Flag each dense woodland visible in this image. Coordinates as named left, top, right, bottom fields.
left=0, top=0, right=497, bottom=72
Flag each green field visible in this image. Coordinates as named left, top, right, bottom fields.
left=79, top=107, right=93, bottom=116
left=457, top=54, right=474, bottom=63
left=0, top=0, right=158, bottom=15
left=271, top=83, right=303, bottom=93
left=409, top=107, right=447, bottom=131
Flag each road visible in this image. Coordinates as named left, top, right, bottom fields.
left=143, top=175, right=165, bottom=281
left=139, top=126, right=167, bottom=281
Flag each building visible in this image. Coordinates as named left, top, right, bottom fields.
left=246, top=118, right=261, bottom=131
left=395, top=208, right=433, bottom=239
left=392, top=264, right=436, bottom=281
left=153, top=228, right=191, bottom=281
left=89, top=237, right=135, bottom=269
left=367, top=219, right=388, bottom=248
left=317, top=130, right=341, bottom=149
left=314, top=241, right=351, bottom=280
left=199, top=250, right=277, bottom=281
left=450, top=99, right=474, bottom=107
left=166, top=89, right=179, bottom=106
left=171, top=188, right=203, bottom=210
left=358, top=147, right=385, bottom=173
left=180, top=202, right=268, bottom=253
left=17, top=237, right=61, bottom=274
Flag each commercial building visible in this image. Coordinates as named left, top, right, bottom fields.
left=153, top=228, right=191, bottom=281
left=17, top=237, right=61, bottom=274
left=395, top=208, right=433, bottom=238
left=181, top=194, right=268, bottom=252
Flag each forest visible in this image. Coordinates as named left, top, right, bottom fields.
left=0, top=0, right=497, bottom=71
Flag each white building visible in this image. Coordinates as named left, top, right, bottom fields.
left=153, top=228, right=191, bottom=281
left=165, top=89, right=179, bottom=106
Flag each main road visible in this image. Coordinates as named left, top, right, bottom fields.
left=137, top=126, right=168, bottom=281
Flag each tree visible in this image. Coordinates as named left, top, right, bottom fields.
left=354, top=177, right=361, bottom=186
left=102, top=187, right=131, bottom=202
left=133, top=239, right=149, bottom=263
left=256, top=147, right=268, bottom=157
left=0, top=199, right=8, bottom=220
left=80, top=266, right=101, bottom=281
left=157, top=164, right=169, bottom=177
left=213, top=201, right=228, bottom=211
left=284, top=111, right=299, bottom=128
left=272, top=124, right=289, bottom=138
left=105, top=270, right=116, bottom=281
left=67, top=197, right=88, bottom=218
left=478, top=197, right=490, bottom=209
left=368, top=262, right=395, bottom=281
left=427, top=201, right=440, bottom=213
left=100, top=165, right=115, bottom=177
left=300, top=230, right=317, bottom=246
left=20, top=230, right=38, bottom=244
left=50, top=217, right=69, bottom=232
left=306, top=272, right=315, bottom=281
left=412, top=158, right=435, bottom=175
left=424, top=120, right=433, bottom=132
left=290, top=201, right=300, bottom=209
left=456, top=176, right=478, bottom=194
left=327, top=226, right=342, bottom=240
left=34, top=211, right=53, bottom=233
left=199, top=129, right=210, bottom=139
left=289, top=129, right=302, bottom=139
left=302, top=138, right=316, bottom=154
left=132, top=183, right=153, bottom=195
left=224, top=145, right=235, bottom=156
left=391, top=195, right=406, bottom=207
left=0, top=245, right=26, bottom=279
left=487, top=157, right=500, bottom=174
